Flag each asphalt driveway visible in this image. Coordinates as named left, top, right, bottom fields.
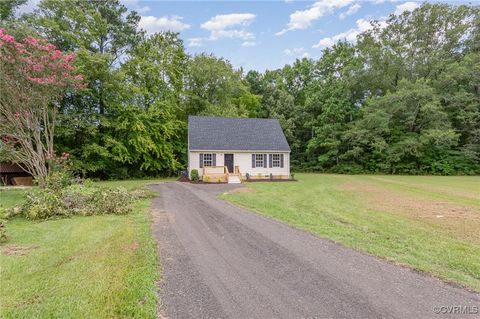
left=150, top=182, right=479, bottom=319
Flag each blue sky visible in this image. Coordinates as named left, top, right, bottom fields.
left=19, top=0, right=465, bottom=71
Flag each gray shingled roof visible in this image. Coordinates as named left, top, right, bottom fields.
left=188, top=116, right=290, bottom=151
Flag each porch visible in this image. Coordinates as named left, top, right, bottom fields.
left=202, top=165, right=242, bottom=184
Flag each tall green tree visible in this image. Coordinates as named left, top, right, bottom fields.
left=184, top=54, right=260, bottom=117
left=109, top=32, right=188, bottom=176
left=347, top=80, right=460, bottom=174
left=28, top=0, right=143, bottom=177
left=304, top=43, right=360, bottom=171
left=122, top=32, right=187, bottom=109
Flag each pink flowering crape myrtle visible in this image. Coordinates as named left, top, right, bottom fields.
left=0, top=28, right=84, bottom=187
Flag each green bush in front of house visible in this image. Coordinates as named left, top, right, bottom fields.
left=190, top=169, right=199, bottom=181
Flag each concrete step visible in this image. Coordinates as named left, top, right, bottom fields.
left=228, top=176, right=241, bottom=184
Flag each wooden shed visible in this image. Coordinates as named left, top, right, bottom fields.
left=0, top=163, right=33, bottom=186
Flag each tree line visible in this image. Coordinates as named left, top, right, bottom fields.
left=1, top=0, right=479, bottom=178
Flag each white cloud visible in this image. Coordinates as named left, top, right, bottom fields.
left=139, top=15, right=190, bottom=34
left=241, top=41, right=256, bottom=47
left=339, top=3, right=361, bottom=20
left=201, top=13, right=255, bottom=30
left=121, top=0, right=150, bottom=14
left=394, top=2, right=420, bottom=15
left=201, top=13, right=256, bottom=40
left=313, top=18, right=387, bottom=48
left=208, top=29, right=254, bottom=41
left=136, top=6, right=151, bottom=14
left=276, top=0, right=354, bottom=35
left=371, top=0, right=410, bottom=4
left=188, top=38, right=203, bottom=47
left=283, top=47, right=310, bottom=58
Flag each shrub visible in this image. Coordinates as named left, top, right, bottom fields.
left=7, top=183, right=135, bottom=220
left=22, top=190, right=67, bottom=219
left=87, top=187, right=131, bottom=215
left=190, top=169, right=199, bottom=181
left=45, top=170, right=72, bottom=191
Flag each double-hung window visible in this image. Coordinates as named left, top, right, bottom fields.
left=203, top=153, right=213, bottom=167
left=255, top=154, right=264, bottom=167
left=272, top=154, right=281, bottom=167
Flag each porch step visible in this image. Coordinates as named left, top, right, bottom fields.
left=228, top=175, right=241, bottom=184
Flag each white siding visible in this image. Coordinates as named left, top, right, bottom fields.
left=188, top=151, right=290, bottom=178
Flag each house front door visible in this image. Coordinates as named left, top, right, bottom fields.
left=224, top=154, right=234, bottom=173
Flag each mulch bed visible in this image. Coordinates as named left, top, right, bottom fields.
left=177, top=177, right=227, bottom=184
left=177, top=176, right=297, bottom=183
left=177, top=176, right=190, bottom=182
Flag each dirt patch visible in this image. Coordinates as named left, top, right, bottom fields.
left=228, top=187, right=257, bottom=194
left=15, top=295, right=43, bottom=308
left=339, top=182, right=480, bottom=242
left=0, top=244, right=37, bottom=256
left=129, top=240, right=139, bottom=252
left=340, top=182, right=480, bottom=220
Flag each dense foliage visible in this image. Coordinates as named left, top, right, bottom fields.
left=1, top=1, right=479, bottom=176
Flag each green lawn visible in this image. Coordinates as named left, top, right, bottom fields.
left=223, top=173, right=480, bottom=292
left=0, top=179, right=169, bottom=319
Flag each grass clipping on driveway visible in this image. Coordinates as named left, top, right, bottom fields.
left=223, top=174, right=480, bottom=292
left=0, top=180, right=164, bottom=319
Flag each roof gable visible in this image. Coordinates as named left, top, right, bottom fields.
left=188, top=116, right=291, bottom=151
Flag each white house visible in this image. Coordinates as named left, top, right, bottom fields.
left=188, top=116, right=291, bottom=183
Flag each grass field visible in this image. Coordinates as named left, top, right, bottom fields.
left=0, top=179, right=169, bottom=319
left=224, top=173, right=480, bottom=292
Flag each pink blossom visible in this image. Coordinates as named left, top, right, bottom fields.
left=32, top=63, right=45, bottom=72
left=62, top=63, right=74, bottom=71
left=1, top=34, right=15, bottom=43
left=24, top=35, right=39, bottom=46
left=1, top=30, right=84, bottom=91
left=52, top=50, right=63, bottom=59
left=64, top=53, right=75, bottom=63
